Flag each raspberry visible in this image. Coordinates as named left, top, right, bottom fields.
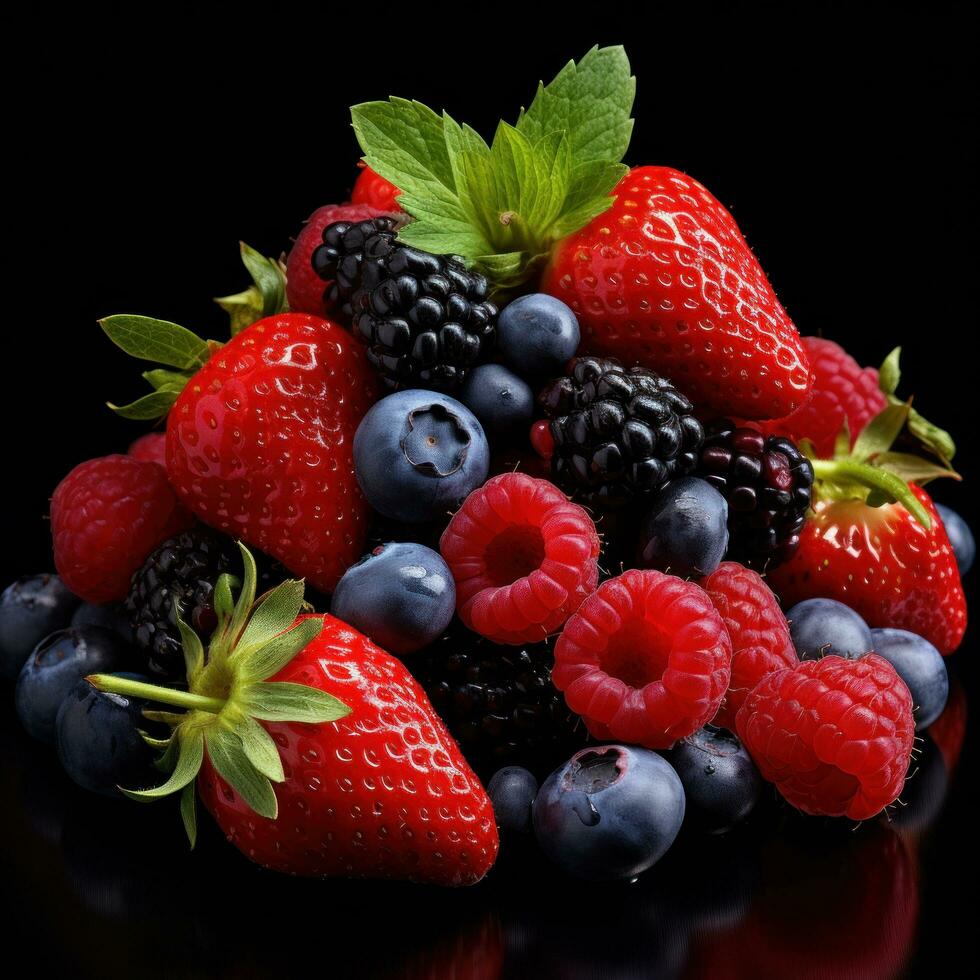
left=439, top=473, right=600, bottom=645
left=127, top=432, right=167, bottom=467
left=51, top=454, right=194, bottom=604
left=757, top=336, right=886, bottom=458
left=736, top=654, right=915, bottom=820
left=552, top=569, right=732, bottom=748
left=700, top=562, right=798, bottom=730
left=351, top=164, right=402, bottom=212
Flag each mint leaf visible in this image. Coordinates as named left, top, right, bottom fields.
left=100, top=315, right=209, bottom=370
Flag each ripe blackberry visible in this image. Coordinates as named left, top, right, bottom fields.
left=412, top=629, right=588, bottom=780
left=696, top=419, right=814, bottom=570
left=311, top=217, right=496, bottom=391
left=538, top=356, right=704, bottom=508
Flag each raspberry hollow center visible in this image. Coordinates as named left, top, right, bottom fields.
left=483, top=525, right=546, bottom=587
left=601, top=618, right=672, bottom=689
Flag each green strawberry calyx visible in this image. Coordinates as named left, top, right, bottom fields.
left=87, top=542, right=349, bottom=846
left=351, top=45, right=635, bottom=293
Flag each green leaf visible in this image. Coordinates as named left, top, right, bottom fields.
left=176, top=610, right=205, bottom=680
left=850, top=402, right=910, bottom=462
left=220, top=543, right=259, bottom=655
left=100, top=315, right=210, bottom=370
left=907, top=407, right=957, bottom=464
left=139, top=730, right=172, bottom=750
left=143, top=709, right=187, bottom=727
left=204, top=727, right=278, bottom=819
left=235, top=715, right=285, bottom=783
left=215, top=243, right=288, bottom=335
left=180, top=783, right=198, bottom=849
left=152, top=733, right=180, bottom=772
left=143, top=368, right=192, bottom=392
left=108, top=389, right=179, bottom=421
left=240, top=681, right=350, bottom=724
left=235, top=579, right=307, bottom=656
left=878, top=346, right=902, bottom=396
left=833, top=419, right=852, bottom=460
left=212, top=573, right=238, bottom=623
left=122, top=728, right=204, bottom=800
left=811, top=458, right=932, bottom=529
left=874, top=452, right=962, bottom=485
left=235, top=617, right=323, bottom=683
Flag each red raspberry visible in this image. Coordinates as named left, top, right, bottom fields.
left=736, top=654, right=915, bottom=820
left=757, top=336, right=886, bottom=458
left=285, top=202, right=386, bottom=317
left=700, top=562, right=798, bottom=730
left=552, top=569, right=732, bottom=748
left=439, top=473, right=600, bottom=645
left=351, top=164, right=402, bottom=212
left=127, top=432, right=167, bottom=468
left=51, top=454, right=194, bottom=603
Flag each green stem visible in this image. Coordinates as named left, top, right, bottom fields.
left=86, top=674, right=226, bottom=714
left=811, top=458, right=931, bottom=529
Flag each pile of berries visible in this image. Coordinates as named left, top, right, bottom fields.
left=2, top=45, right=972, bottom=889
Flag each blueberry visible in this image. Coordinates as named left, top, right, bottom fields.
left=71, top=602, right=134, bottom=643
left=487, top=766, right=538, bottom=834
left=354, top=390, right=490, bottom=523
left=786, top=598, right=873, bottom=660
left=936, top=503, right=975, bottom=575
left=669, top=727, right=761, bottom=834
left=496, top=294, right=580, bottom=378
left=870, top=628, right=949, bottom=730
left=638, top=477, right=729, bottom=577
left=533, top=745, right=685, bottom=881
left=14, top=627, right=131, bottom=743
left=331, top=542, right=455, bottom=654
left=55, top=673, right=159, bottom=796
left=0, top=575, right=80, bottom=681
left=458, top=363, right=534, bottom=442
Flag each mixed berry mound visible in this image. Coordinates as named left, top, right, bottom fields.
left=311, top=217, right=496, bottom=390
left=439, top=473, right=600, bottom=645
left=736, top=654, right=915, bottom=820
left=695, top=419, right=814, bottom=570
left=538, top=356, right=704, bottom=508
left=552, top=569, right=732, bottom=749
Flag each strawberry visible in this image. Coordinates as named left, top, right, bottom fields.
left=351, top=164, right=402, bottom=212
left=89, top=545, right=499, bottom=886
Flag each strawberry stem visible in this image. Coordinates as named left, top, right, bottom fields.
left=86, top=674, right=226, bottom=714
left=811, top=458, right=931, bottom=529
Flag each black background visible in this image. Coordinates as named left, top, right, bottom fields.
left=2, top=6, right=977, bottom=978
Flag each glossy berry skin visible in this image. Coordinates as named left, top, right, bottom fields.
left=770, top=485, right=966, bottom=655
left=196, top=614, right=499, bottom=885
left=936, top=503, right=975, bottom=574
left=496, top=293, right=580, bottom=378
left=669, top=726, right=762, bottom=833
left=459, top=363, right=534, bottom=442
left=55, top=673, right=157, bottom=795
left=15, top=627, right=131, bottom=743
left=166, top=313, right=378, bottom=594
left=785, top=598, right=873, bottom=661
left=331, top=542, right=455, bottom=655
left=351, top=165, right=402, bottom=212
left=487, top=766, right=538, bottom=834
left=553, top=569, right=732, bottom=748
left=440, top=473, right=600, bottom=645
left=544, top=166, right=811, bottom=420
left=700, top=562, right=798, bottom=731
left=128, top=432, right=168, bottom=467
left=0, top=575, right=80, bottom=681
left=532, top=745, right=685, bottom=881
left=871, top=628, right=948, bottom=731
left=51, top=455, right=194, bottom=604
left=757, top=336, right=886, bottom=457
left=285, top=203, right=385, bottom=317
left=354, top=390, right=489, bottom=523
left=638, top=477, right=729, bottom=578
left=736, top=654, right=915, bottom=820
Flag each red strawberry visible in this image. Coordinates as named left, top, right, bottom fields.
left=89, top=550, right=498, bottom=886
left=351, top=164, right=402, bottom=212
left=543, top=166, right=811, bottom=420
left=285, top=203, right=387, bottom=317
left=166, top=312, right=378, bottom=592
left=128, top=432, right=167, bottom=468
left=51, top=454, right=193, bottom=603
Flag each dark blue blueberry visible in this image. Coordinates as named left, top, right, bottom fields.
left=331, top=542, right=455, bottom=654
left=669, top=727, right=761, bottom=834
left=353, top=390, right=490, bottom=523
left=14, top=627, right=131, bottom=743
left=786, top=598, right=873, bottom=660
left=458, top=363, right=534, bottom=442
left=55, top=673, right=159, bottom=796
left=496, top=294, right=580, bottom=378
left=71, top=602, right=134, bottom=643
left=533, top=745, right=685, bottom=880
left=638, top=477, right=729, bottom=577
left=870, top=628, right=949, bottom=730
left=936, top=503, right=975, bottom=575
left=487, top=766, right=538, bottom=834
left=0, top=574, right=80, bottom=681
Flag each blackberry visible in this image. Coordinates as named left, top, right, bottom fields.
left=311, top=217, right=496, bottom=391
left=695, top=419, right=814, bottom=570
left=412, top=629, right=588, bottom=780
left=538, top=356, right=704, bottom=508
